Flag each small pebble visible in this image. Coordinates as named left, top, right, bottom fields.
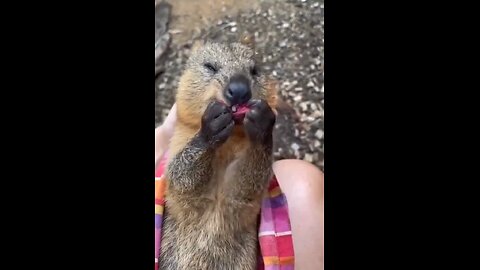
left=300, top=102, right=308, bottom=111
left=291, top=143, right=300, bottom=151
left=312, top=110, right=323, bottom=118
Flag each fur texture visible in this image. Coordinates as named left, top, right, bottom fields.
left=159, top=38, right=278, bottom=270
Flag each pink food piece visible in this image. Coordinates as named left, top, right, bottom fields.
left=233, top=104, right=250, bottom=124
left=234, top=104, right=250, bottom=115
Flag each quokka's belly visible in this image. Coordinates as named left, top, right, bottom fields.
left=160, top=214, right=259, bottom=270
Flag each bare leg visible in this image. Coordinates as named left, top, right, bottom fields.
left=273, top=159, right=324, bottom=270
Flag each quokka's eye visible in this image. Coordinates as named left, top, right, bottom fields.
left=204, top=63, right=218, bottom=73
left=250, top=65, right=259, bottom=76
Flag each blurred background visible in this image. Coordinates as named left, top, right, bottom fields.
left=155, top=0, right=324, bottom=171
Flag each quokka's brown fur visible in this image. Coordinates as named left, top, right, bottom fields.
left=159, top=35, right=278, bottom=270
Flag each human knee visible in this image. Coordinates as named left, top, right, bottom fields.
left=273, top=159, right=323, bottom=200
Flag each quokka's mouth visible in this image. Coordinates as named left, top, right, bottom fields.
left=231, top=104, right=250, bottom=114
left=216, top=100, right=252, bottom=124
left=231, top=104, right=250, bottom=124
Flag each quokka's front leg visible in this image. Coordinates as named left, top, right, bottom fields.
left=225, top=99, right=276, bottom=206
left=167, top=101, right=235, bottom=195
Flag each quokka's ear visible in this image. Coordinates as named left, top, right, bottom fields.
left=264, top=78, right=279, bottom=114
left=191, top=39, right=206, bottom=53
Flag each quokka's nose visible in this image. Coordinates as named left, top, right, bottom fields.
left=225, top=74, right=252, bottom=105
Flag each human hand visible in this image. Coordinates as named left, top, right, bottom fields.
left=160, top=103, right=177, bottom=140
left=155, top=103, right=177, bottom=167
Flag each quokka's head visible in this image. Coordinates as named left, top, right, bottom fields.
left=176, top=34, right=277, bottom=128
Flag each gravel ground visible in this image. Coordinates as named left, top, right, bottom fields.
left=155, top=0, right=324, bottom=171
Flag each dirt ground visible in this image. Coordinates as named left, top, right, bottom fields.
left=155, top=0, right=324, bottom=170
left=162, top=0, right=259, bottom=46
